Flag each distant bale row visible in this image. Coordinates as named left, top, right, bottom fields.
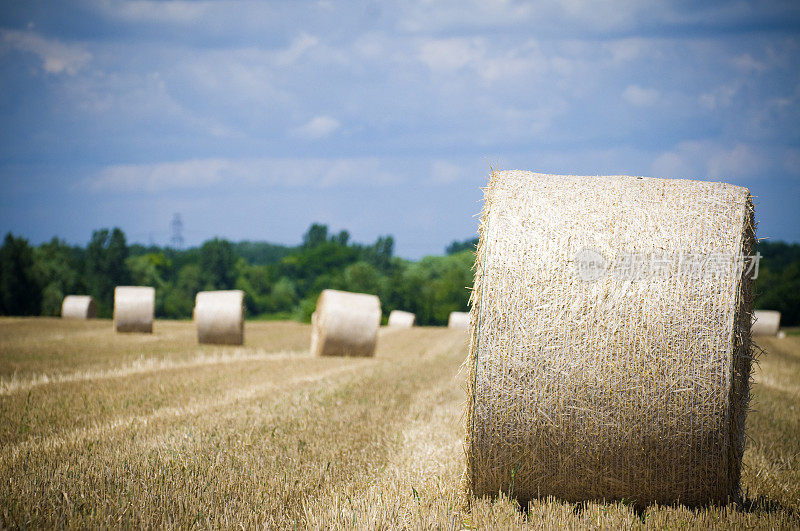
left=61, top=295, right=96, bottom=319
left=465, top=171, right=756, bottom=507
left=62, top=287, right=245, bottom=344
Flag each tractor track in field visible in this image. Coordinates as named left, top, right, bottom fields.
left=0, top=349, right=310, bottom=396
left=2, top=360, right=372, bottom=460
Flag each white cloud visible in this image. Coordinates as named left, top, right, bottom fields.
left=291, top=115, right=340, bottom=139
left=731, top=53, right=767, bottom=73
left=604, top=38, right=652, bottom=64
left=1, top=29, right=91, bottom=75
left=85, top=157, right=401, bottom=193
left=399, top=0, right=534, bottom=33
left=418, top=37, right=543, bottom=81
left=651, top=141, right=764, bottom=181
left=273, top=33, right=319, bottom=66
left=699, top=83, right=738, bottom=110
left=430, top=160, right=463, bottom=185
left=418, top=39, right=476, bottom=72
left=622, top=84, right=659, bottom=107
left=707, top=144, right=762, bottom=180
left=96, top=0, right=210, bottom=23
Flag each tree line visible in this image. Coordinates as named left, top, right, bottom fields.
left=0, top=224, right=475, bottom=325
left=1, top=226, right=798, bottom=326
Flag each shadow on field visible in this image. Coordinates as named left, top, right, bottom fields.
left=569, top=499, right=645, bottom=521
left=740, top=495, right=796, bottom=516
left=560, top=494, right=796, bottom=522
left=507, top=492, right=798, bottom=524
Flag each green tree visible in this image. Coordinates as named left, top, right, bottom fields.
left=343, top=261, right=380, bottom=295
left=0, top=233, right=41, bottom=315
left=395, top=250, right=473, bottom=325
left=302, top=223, right=329, bottom=248
left=363, top=235, right=394, bottom=271
left=755, top=240, right=800, bottom=326
left=446, top=237, right=478, bottom=255
left=162, top=264, right=202, bottom=318
left=199, top=238, right=236, bottom=290
left=85, top=228, right=130, bottom=317
left=127, top=252, right=171, bottom=316
left=268, top=277, right=298, bottom=313
left=332, top=230, right=350, bottom=246
left=33, top=238, right=83, bottom=316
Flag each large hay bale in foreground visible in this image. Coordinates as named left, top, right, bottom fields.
left=194, top=290, right=245, bottom=345
left=465, top=171, right=755, bottom=507
left=388, top=310, right=415, bottom=327
left=311, top=289, right=380, bottom=357
left=448, top=311, right=469, bottom=329
left=752, top=310, right=780, bottom=336
left=113, top=286, right=155, bottom=333
left=61, top=295, right=96, bottom=319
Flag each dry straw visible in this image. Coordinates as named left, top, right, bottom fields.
left=311, top=289, right=381, bottom=357
left=113, top=286, right=155, bottom=333
left=752, top=310, right=780, bottom=336
left=194, top=290, right=245, bottom=345
left=388, top=310, right=416, bottom=327
left=464, top=171, right=756, bottom=507
left=61, top=295, right=97, bottom=319
left=448, top=311, right=470, bottom=329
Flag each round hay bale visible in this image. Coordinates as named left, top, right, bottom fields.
left=61, top=295, right=97, bottom=319
left=311, top=289, right=380, bottom=357
left=752, top=310, right=780, bottom=336
left=465, top=171, right=756, bottom=507
left=388, top=310, right=416, bottom=327
left=448, top=311, right=469, bottom=329
left=113, top=286, right=155, bottom=333
left=194, top=290, right=245, bottom=345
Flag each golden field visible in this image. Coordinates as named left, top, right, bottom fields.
left=0, top=318, right=798, bottom=528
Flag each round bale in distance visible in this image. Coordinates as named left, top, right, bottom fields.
left=113, top=286, right=155, bottom=333
left=388, top=310, right=416, bottom=327
left=311, top=289, right=380, bottom=357
left=752, top=310, right=780, bottom=336
left=448, top=311, right=469, bottom=329
left=465, top=171, right=756, bottom=507
left=195, top=290, right=245, bottom=345
left=61, top=295, right=97, bottom=319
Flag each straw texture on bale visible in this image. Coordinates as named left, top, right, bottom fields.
left=448, top=311, right=469, bottom=329
left=311, top=289, right=380, bottom=357
left=752, top=310, right=780, bottom=336
left=194, top=290, right=245, bottom=345
left=388, top=310, right=416, bottom=327
left=61, top=295, right=97, bottom=319
left=465, top=171, right=755, bottom=507
left=113, top=286, right=155, bottom=333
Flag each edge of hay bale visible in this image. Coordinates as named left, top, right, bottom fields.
left=61, top=295, right=97, bottom=319
left=194, top=290, right=245, bottom=345
left=751, top=310, right=781, bottom=336
left=388, top=310, right=416, bottom=327
left=311, top=289, right=381, bottom=357
left=448, top=311, right=469, bottom=329
left=113, top=286, right=155, bottom=333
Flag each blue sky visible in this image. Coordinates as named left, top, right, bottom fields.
left=1, top=1, right=798, bottom=258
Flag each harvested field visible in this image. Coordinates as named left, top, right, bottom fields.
left=0, top=318, right=798, bottom=528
